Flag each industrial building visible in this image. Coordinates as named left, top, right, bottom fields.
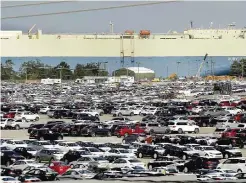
left=127, top=67, right=155, bottom=80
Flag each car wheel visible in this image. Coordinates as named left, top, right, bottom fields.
left=15, top=125, right=20, bottom=130
left=224, top=153, right=230, bottom=159
left=138, top=153, right=143, bottom=158
left=202, top=122, right=207, bottom=127
left=39, top=137, right=44, bottom=141
left=100, top=112, right=103, bottom=116
left=5, top=161, right=11, bottom=166
left=49, top=158, right=54, bottom=163
left=107, top=132, right=112, bottom=137
left=153, top=153, right=158, bottom=159
left=130, top=112, right=134, bottom=116
left=95, top=114, right=99, bottom=118
left=182, top=154, right=187, bottom=160
left=178, top=128, right=183, bottom=134
left=183, top=167, right=189, bottom=173
left=150, top=130, right=155, bottom=135
left=118, top=113, right=122, bottom=117
left=122, top=140, right=126, bottom=144
left=148, top=165, right=153, bottom=170
left=237, top=169, right=242, bottom=173
left=91, top=132, right=96, bottom=137
left=124, top=133, right=129, bottom=137
left=64, top=159, right=69, bottom=164
left=36, top=157, right=41, bottom=163
left=70, top=164, right=74, bottom=168
left=194, top=128, right=199, bottom=134
left=35, top=117, right=39, bottom=121
left=22, top=117, right=26, bottom=122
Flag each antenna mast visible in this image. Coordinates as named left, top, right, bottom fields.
left=109, top=21, right=114, bottom=34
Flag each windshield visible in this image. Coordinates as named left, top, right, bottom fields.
left=128, top=159, right=141, bottom=163
left=182, top=147, right=192, bottom=151
left=203, top=147, right=215, bottom=150
left=50, top=150, right=63, bottom=154
left=26, top=147, right=36, bottom=151
left=93, top=157, right=106, bottom=161
left=67, top=143, right=77, bottom=147
left=40, top=142, right=51, bottom=145
left=14, top=141, right=25, bottom=144
left=79, top=170, right=92, bottom=174
left=119, top=149, right=130, bottom=153
left=89, top=148, right=100, bottom=152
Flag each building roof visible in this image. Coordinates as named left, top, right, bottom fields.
left=127, top=67, right=155, bottom=74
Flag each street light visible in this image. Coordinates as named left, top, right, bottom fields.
left=136, top=62, right=141, bottom=81
left=176, top=61, right=181, bottom=77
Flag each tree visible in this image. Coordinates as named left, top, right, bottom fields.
left=112, top=68, right=135, bottom=77
left=74, top=62, right=108, bottom=78
left=1, top=59, right=15, bottom=80
left=19, top=59, right=48, bottom=80
left=230, top=59, right=246, bottom=77
left=168, top=73, right=178, bottom=80
left=54, top=61, right=73, bottom=80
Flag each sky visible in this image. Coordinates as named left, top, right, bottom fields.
left=1, top=1, right=246, bottom=33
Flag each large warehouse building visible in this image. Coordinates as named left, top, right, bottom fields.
left=127, top=67, right=155, bottom=80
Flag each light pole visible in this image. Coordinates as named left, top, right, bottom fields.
left=176, top=61, right=181, bottom=77
left=136, top=62, right=141, bottom=81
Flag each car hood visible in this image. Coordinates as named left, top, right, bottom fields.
left=226, top=149, right=241, bottom=153
left=205, top=150, right=221, bottom=154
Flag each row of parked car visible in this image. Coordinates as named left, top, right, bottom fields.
left=1, top=135, right=246, bottom=182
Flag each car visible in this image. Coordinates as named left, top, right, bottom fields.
left=215, top=145, right=242, bottom=159
left=35, top=148, right=65, bottom=162
left=193, top=146, right=223, bottom=159
left=216, top=137, right=244, bottom=149
left=168, top=121, right=200, bottom=134
left=110, top=158, right=145, bottom=169
left=217, top=158, right=246, bottom=173
left=137, top=144, right=165, bottom=159
left=29, top=129, right=63, bottom=141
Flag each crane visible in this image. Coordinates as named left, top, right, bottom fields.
left=196, top=53, right=208, bottom=78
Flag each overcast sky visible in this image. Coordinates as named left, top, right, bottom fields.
left=1, top=1, right=246, bottom=33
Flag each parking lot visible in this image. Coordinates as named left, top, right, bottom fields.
left=2, top=81, right=246, bottom=182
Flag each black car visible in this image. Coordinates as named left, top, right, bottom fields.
left=122, top=134, right=146, bottom=144
left=61, top=150, right=91, bottom=163
left=13, top=147, right=34, bottom=159
left=80, top=125, right=112, bottom=137
left=147, top=158, right=183, bottom=170
left=137, top=145, right=165, bottom=159
left=164, top=145, right=199, bottom=160
left=1, top=166, right=22, bottom=177
left=19, top=169, right=58, bottom=181
left=28, top=124, right=45, bottom=134
left=29, top=128, right=63, bottom=140
left=182, top=157, right=220, bottom=173
left=216, top=137, right=244, bottom=149
left=215, top=145, right=242, bottom=158
left=75, top=113, right=99, bottom=121
left=53, top=110, right=74, bottom=119
left=1, top=151, right=25, bottom=166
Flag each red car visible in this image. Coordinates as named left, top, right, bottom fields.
left=219, top=101, right=237, bottom=107
left=221, top=128, right=241, bottom=138
left=115, top=125, right=145, bottom=137
left=49, top=161, right=70, bottom=175
left=3, top=112, right=16, bottom=118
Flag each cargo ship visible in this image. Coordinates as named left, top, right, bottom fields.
left=1, top=24, right=246, bottom=77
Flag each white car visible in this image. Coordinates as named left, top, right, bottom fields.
left=4, top=140, right=27, bottom=150
left=214, top=169, right=237, bottom=176
left=222, top=107, right=242, bottom=115
left=14, top=112, right=40, bottom=121
left=76, top=109, right=99, bottom=117
left=191, top=106, right=205, bottom=114
left=0, top=176, right=21, bottom=183
left=5, top=119, right=33, bottom=130
left=39, top=106, right=51, bottom=114
left=106, top=148, right=136, bottom=158
left=30, top=141, right=54, bottom=150
left=9, top=160, right=43, bottom=170
left=110, top=158, right=145, bottom=169
left=193, top=146, right=223, bottom=159
left=69, top=156, right=108, bottom=168
left=217, top=158, right=246, bottom=173
left=132, top=106, right=144, bottom=115
left=0, top=118, right=13, bottom=129
left=168, top=121, right=200, bottom=134
left=55, top=142, right=81, bottom=152
left=80, top=147, right=105, bottom=156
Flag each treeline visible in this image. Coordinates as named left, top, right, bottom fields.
left=1, top=59, right=135, bottom=80
left=230, top=59, right=246, bottom=77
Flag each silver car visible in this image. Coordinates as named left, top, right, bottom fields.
left=35, top=148, right=64, bottom=162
